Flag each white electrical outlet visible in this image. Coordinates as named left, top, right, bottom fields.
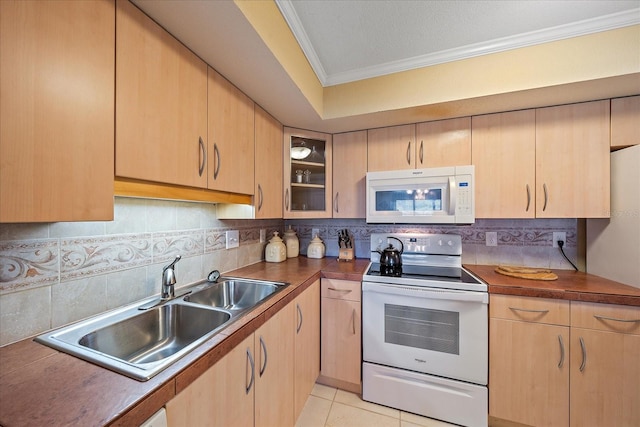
left=226, top=230, right=239, bottom=249
left=553, top=232, right=566, bottom=248
left=486, top=232, right=498, bottom=247
left=312, top=228, right=320, bottom=238
left=260, top=229, right=266, bottom=243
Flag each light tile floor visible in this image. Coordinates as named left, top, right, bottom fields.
left=295, top=383, right=457, bottom=427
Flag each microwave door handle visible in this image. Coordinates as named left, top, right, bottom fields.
left=449, top=176, right=456, bottom=215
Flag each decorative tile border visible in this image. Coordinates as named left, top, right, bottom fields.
left=153, top=230, right=204, bottom=263
left=60, top=234, right=153, bottom=282
left=0, top=240, right=59, bottom=294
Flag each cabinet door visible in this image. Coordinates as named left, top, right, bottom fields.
left=489, top=318, right=569, bottom=426
left=536, top=100, right=610, bottom=218
left=472, top=110, right=536, bottom=218
left=115, top=0, right=207, bottom=188
left=166, top=334, right=255, bottom=427
left=255, top=303, right=295, bottom=427
left=294, top=280, right=321, bottom=418
left=416, top=117, right=471, bottom=167
left=367, top=124, right=416, bottom=171
left=570, top=328, right=640, bottom=427
left=208, top=67, right=255, bottom=194
left=0, top=0, right=114, bottom=222
left=611, top=95, right=640, bottom=149
left=254, top=105, right=283, bottom=218
left=284, top=128, right=333, bottom=218
left=333, top=131, right=367, bottom=218
left=321, top=297, right=361, bottom=387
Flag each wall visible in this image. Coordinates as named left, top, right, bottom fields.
left=287, top=218, right=579, bottom=269
left=0, top=197, right=283, bottom=346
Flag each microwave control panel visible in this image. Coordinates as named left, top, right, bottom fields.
left=455, top=174, right=473, bottom=217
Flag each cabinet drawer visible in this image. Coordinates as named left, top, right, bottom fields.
left=490, top=295, right=569, bottom=326
left=571, top=301, right=640, bottom=335
left=321, top=279, right=361, bottom=302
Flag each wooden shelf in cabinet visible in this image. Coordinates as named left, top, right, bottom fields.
left=292, top=160, right=325, bottom=168
left=291, top=183, right=325, bottom=189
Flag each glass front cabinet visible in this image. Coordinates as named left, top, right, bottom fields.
left=283, top=127, right=333, bottom=218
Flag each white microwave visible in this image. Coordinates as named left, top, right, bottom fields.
left=366, top=166, right=475, bottom=224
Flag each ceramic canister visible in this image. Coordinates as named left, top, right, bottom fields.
left=307, top=234, right=326, bottom=259
left=265, top=231, right=287, bottom=263
left=283, top=225, right=299, bottom=258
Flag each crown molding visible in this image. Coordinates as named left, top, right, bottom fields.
left=275, top=2, right=640, bottom=87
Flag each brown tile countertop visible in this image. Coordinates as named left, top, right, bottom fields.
left=0, top=257, right=370, bottom=427
left=465, top=264, right=640, bottom=307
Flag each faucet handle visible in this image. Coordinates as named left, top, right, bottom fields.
left=163, top=255, right=182, bottom=273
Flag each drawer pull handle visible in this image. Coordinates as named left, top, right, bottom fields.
left=198, top=136, right=206, bottom=177
left=525, top=184, right=531, bottom=212
left=246, top=348, right=255, bottom=394
left=558, top=335, right=565, bottom=369
left=419, top=140, right=424, bottom=164
left=594, top=315, right=640, bottom=323
left=579, top=337, right=587, bottom=372
left=257, top=184, right=263, bottom=211
left=328, top=287, right=352, bottom=293
left=213, top=143, right=220, bottom=180
left=542, top=183, right=548, bottom=211
left=352, top=308, right=356, bottom=335
left=509, top=307, right=550, bottom=314
left=406, top=141, right=411, bottom=165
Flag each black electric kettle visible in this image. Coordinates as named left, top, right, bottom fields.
left=372, top=236, right=404, bottom=268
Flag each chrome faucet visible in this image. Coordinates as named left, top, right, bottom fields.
left=161, top=255, right=181, bottom=300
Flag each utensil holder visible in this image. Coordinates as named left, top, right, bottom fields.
left=338, top=248, right=354, bottom=262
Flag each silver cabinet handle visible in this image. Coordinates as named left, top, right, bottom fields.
left=285, top=188, right=289, bottom=211
left=543, top=183, right=548, bottom=211
left=419, top=140, right=424, bottom=165
left=259, top=336, right=267, bottom=377
left=526, top=184, right=531, bottom=212
left=213, top=143, right=220, bottom=180
left=406, top=141, right=411, bottom=165
left=328, top=287, right=352, bottom=294
left=352, top=308, right=356, bottom=335
left=509, top=307, right=550, bottom=314
left=198, top=137, right=206, bottom=177
left=246, top=348, right=255, bottom=394
left=334, top=192, right=339, bottom=213
left=257, top=184, right=263, bottom=212
left=558, top=335, right=565, bottom=368
left=296, top=303, right=303, bottom=334
left=594, top=314, right=640, bottom=323
left=579, top=337, right=587, bottom=372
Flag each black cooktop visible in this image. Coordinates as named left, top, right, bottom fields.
left=365, top=263, right=482, bottom=284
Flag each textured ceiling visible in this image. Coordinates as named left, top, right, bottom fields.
left=277, top=0, right=640, bottom=86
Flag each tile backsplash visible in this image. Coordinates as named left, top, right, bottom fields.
left=1, top=197, right=578, bottom=346
left=0, top=197, right=282, bottom=346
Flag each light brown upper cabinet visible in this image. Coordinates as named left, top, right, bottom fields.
left=472, top=110, right=536, bottom=218
left=536, top=100, right=610, bottom=218
left=1, top=0, right=114, bottom=222
left=416, top=117, right=472, bottom=167
left=208, top=68, right=255, bottom=195
left=611, top=95, right=640, bottom=149
left=115, top=0, right=207, bottom=189
left=254, top=106, right=283, bottom=218
left=333, top=131, right=367, bottom=218
left=367, top=124, right=417, bottom=171
left=284, top=128, right=333, bottom=218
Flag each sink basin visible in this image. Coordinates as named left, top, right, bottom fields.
left=78, top=304, right=230, bottom=365
left=35, top=276, right=289, bottom=381
left=185, top=278, right=284, bottom=311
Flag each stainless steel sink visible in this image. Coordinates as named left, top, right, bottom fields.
left=78, top=304, right=231, bottom=365
left=184, top=278, right=284, bottom=311
left=35, top=276, right=288, bottom=381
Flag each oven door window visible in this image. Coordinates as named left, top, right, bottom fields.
left=385, top=304, right=459, bottom=355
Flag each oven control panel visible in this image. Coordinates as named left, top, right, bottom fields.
left=370, top=233, right=462, bottom=257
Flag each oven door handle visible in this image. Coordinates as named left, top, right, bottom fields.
left=362, top=282, right=488, bottom=304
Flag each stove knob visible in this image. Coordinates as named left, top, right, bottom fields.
left=447, top=240, right=453, bottom=246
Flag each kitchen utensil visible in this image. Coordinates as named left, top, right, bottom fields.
left=371, top=236, right=403, bottom=269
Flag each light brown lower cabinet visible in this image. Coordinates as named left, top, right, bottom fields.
left=166, top=301, right=296, bottom=426
left=490, top=295, right=640, bottom=427
left=318, top=279, right=362, bottom=393
left=293, top=280, right=321, bottom=418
